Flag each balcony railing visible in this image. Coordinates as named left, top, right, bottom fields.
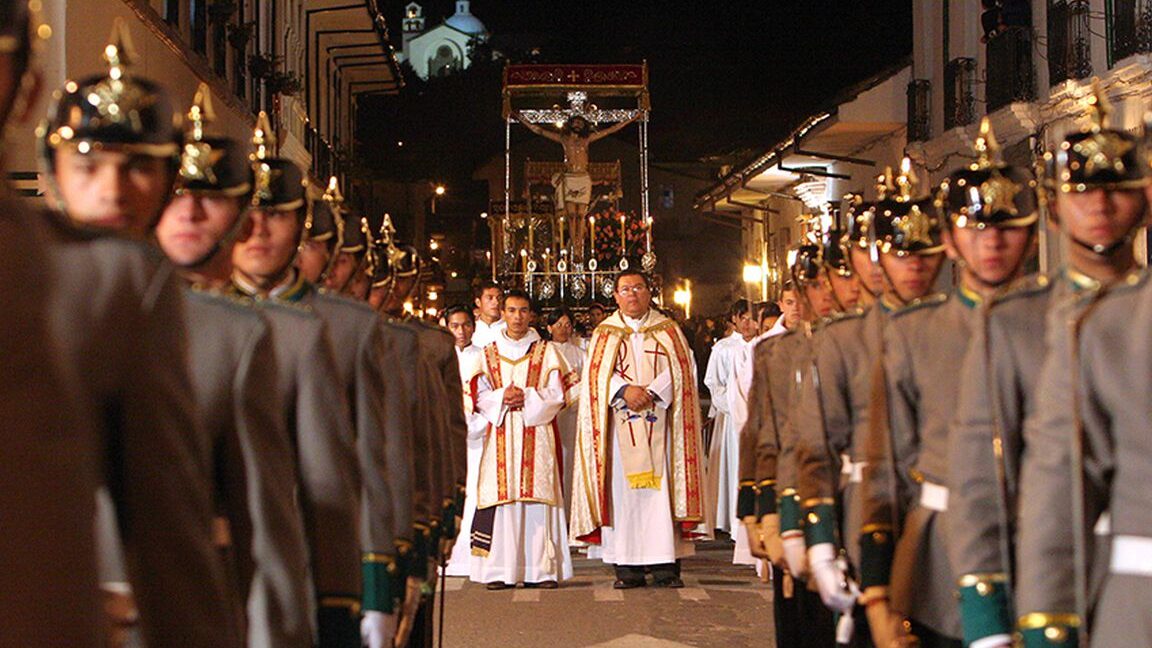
left=1110, top=0, right=1152, bottom=64
left=986, top=26, right=1036, bottom=111
left=907, top=79, right=931, bottom=142
left=944, top=57, right=976, bottom=131
left=1048, top=0, right=1093, bottom=85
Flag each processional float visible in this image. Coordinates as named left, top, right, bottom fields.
left=494, top=63, right=656, bottom=305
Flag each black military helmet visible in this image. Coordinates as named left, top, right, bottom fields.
left=249, top=111, right=305, bottom=213
left=339, top=211, right=369, bottom=257
left=788, top=241, right=823, bottom=288
left=842, top=194, right=875, bottom=254
left=1057, top=79, right=1148, bottom=193
left=176, top=84, right=251, bottom=198
left=370, top=215, right=420, bottom=288
left=305, top=176, right=345, bottom=255
left=938, top=117, right=1038, bottom=230
left=874, top=159, right=944, bottom=256
left=820, top=202, right=852, bottom=277
left=39, top=20, right=181, bottom=171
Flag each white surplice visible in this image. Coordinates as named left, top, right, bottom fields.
left=445, top=344, right=487, bottom=577
left=597, top=313, right=696, bottom=566
left=552, top=339, right=584, bottom=518
left=703, top=332, right=742, bottom=534
left=471, top=330, right=573, bottom=584
left=471, top=317, right=506, bottom=349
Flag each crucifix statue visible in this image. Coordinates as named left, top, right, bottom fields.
left=513, top=94, right=641, bottom=258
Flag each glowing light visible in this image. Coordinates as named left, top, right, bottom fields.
left=403, top=300, right=414, bottom=314
left=429, top=239, right=439, bottom=251
left=434, top=185, right=446, bottom=196
left=480, top=212, right=488, bottom=219
left=743, top=263, right=764, bottom=284
left=427, top=290, right=438, bottom=301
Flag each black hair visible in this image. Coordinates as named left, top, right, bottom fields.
left=760, top=302, right=782, bottom=321
left=473, top=279, right=503, bottom=300
left=728, top=299, right=751, bottom=321
left=613, top=269, right=651, bottom=292
left=442, top=303, right=474, bottom=323
left=546, top=307, right=573, bottom=327
left=503, top=288, right=534, bottom=311
left=779, top=280, right=797, bottom=296
left=588, top=302, right=606, bottom=313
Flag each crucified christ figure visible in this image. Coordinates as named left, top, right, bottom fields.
left=514, top=112, right=641, bottom=257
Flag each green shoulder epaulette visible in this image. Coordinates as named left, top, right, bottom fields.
left=890, top=292, right=948, bottom=319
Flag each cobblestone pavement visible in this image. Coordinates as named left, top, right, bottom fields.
left=435, top=540, right=776, bottom=647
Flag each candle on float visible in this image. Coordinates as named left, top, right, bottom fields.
left=619, top=213, right=627, bottom=256
left=527, top=218, right=535, bottom=257
left=544, top=247, right=551, bottom=275
left=520, top=248, right=528, bottom=275
left=558, top=215, right=565, bottom=252
left=645, top=216, right=653, bottom=252
left=588, top=214, right=596, bottom=260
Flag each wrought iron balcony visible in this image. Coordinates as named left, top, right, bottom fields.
left=907, top=79, right=931, bottom=142
left=986, top=26, right=1036, bottom=111
left=944, top=57, right=976, bottom=131
left=1110, top=0, right=1152, bottom=64
left=1048, top=0, right=1093, bottom=85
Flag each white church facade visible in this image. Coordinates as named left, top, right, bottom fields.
left=398, top=1, right=489, bottom=80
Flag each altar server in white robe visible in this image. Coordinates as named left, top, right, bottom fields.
left=545, top=307, right=584, bottom=518
left=702, top=306, right=741, bottom=535
left=470, top=290, right=574, bottom=589
left=443, top=305, right=488, bottom=577
left=571, top=270, right=707, bottom=589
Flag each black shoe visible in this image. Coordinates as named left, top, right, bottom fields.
left=524, top=580, right=558, bottom=589
left=612, top=578, right=646, bottom=590
left=486, top=581, right=512, bottom=590
left=651, top=576, right=685, bottom=588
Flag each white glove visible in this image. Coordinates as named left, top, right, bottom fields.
left=968, top=636, right=1014, bottom=648
left=782, top=533, right=808, bottom=578
left=808, top=543, right=858, bottom=613
left=361, top=611, right=397, bottom=648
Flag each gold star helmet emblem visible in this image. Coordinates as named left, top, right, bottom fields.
left=979, top=172, right=1022, bottom=217
left=896, top=204, right=934, bottom=248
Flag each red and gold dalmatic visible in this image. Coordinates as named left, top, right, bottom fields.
left=473, top=338, right=572, bottom=509
left=570, top=309, right=705, bottom=543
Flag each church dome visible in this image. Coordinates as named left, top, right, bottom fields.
left=444, top=1, right=486, bottom=35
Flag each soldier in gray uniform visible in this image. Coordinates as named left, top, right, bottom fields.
left=37, top=20, right=243, bottom=648
left=858, top=145, right=1037, bottom=648
left=369, top=232, right=467, bottom=648
left=790, top=199, right=885, bottom=645
left=0, top=6, right=102, bottom=644
left=153, top=86, right=314, bottom=647
left=298, top=176, right=346, bottom=285
left=230, top=114, right=363, bottom=647
left=1010, top=86, right=1152, bottom=648
left=230, top=150, right=408, bottom=648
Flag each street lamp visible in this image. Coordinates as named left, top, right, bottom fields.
left=434, top=184, right=446, bottom=196
left=742, top=263, right=764, bottom=284
left=672, top=279, right=692, bottom=319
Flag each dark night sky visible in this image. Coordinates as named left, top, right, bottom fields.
left=360, top=0, right=911, bottom=179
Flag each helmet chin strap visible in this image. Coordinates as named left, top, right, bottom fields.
left=1069, top=227, right=1137, bottom=258
left=177, top=202, right=251, bottom=271
left=878, top=252, right=944, bottom=306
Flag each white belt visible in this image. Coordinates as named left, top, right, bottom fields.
left=1110, top=535, right=1152, bottom=577
left=919, top=481, right=950, bottom=512
left=840, top=454, right=866, bottom=484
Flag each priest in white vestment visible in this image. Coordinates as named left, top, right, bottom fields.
left=443, top=306, right=488, bottom=577
left=470, top=291, right=574, bottom=589
left=570, top=271, right=707, bottom=589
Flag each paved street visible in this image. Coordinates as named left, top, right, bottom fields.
left=436, top=540, right=775, bottom=647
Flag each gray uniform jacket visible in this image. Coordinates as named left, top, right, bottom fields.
left=0, top=201, right=101, bottom=647
left=183, top=290, right=313, bottom=647
left=40, top=210, right=241, bottom=647
left=1015, top=269, right=1147, bottom=645
left=297, top=285, right=409, bottom=608
left=862, top=292, right=978, bottom=638
left=794, top=307, right=870, bottom=564
left=760, top=327, right=815, bottom=500
left=739, top=336, right=777, bottom=509
left=247, top=299, right=362, bottom=604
